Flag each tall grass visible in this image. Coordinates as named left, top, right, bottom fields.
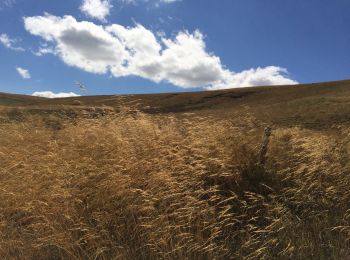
left=0, top=108, right=349, bottom=259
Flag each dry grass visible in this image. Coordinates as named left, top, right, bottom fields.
left=0, top=106, right=350, bottom=259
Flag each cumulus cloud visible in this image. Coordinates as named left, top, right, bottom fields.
left=16, top=67, right=31, bottom=79
left=24, top=13, right=298, bottom=89
left=25, top=14, right=125, bottom=74
left=0, top=33, right=24, bottom=51
left=32, top=91, right=80, bottom=98
left=207, top=66, right=297, bottom=90
left=80, top=0, right=112, bottom=21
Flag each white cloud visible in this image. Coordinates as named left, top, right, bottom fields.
left=0, top=33, right=24, bottom=51
left=80, top=0, right=112, bottom=22
left=32, top=91, right=80, bottom=98
left=25, top=13, right=126, bottom=74
left=16, top=67, right=31, bottom=79
left=33, top=46, right=56, bottom=56
left=207, top=66, right=298, bottom=90
left=24, top=13, right=298, bottom=89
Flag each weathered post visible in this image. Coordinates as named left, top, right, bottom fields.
left=259, top=127, right=272, bottom=166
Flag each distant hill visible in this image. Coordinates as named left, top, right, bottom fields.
left=2, top=79, right=350, bottom=130
left=0, top=92, right=46, bottom=106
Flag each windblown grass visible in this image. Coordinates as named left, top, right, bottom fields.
left=0, top=107, right=350, bottom=259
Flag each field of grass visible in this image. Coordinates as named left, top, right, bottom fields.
left=1, top=80, right=350, bottom=259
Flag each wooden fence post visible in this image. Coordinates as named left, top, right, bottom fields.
left=259, top=127, right=272, bottom=166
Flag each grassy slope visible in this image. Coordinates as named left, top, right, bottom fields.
left=1, top=80, right=350, bottom=259
left=3, top=79, right=350, bottom=127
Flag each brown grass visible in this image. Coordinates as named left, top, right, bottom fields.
left=0, top=99, right=350, bottom=259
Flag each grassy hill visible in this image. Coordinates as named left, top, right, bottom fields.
left=1, top=80, right=350, bottom=259
left=2, top=79, right=350, bottom=128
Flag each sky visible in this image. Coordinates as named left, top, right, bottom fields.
left=0, top=0, right=349, bottom=97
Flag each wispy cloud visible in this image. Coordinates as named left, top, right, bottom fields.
left=33, top=46, right=56, bottom=56
left=24, top=13, right=297, bottom=89
left=120, top=0, right=181, bottom=6
left=0, top=33, right=25, bottom=51
left=32, top=91, right=80, bottom=98
left=0, top=0, right=16, bottom=10
left=16, top=66, right=31, bottom=79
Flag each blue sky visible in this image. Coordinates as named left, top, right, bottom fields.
left=0, top=0, right=349, bottom=97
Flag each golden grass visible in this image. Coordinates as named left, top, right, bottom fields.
left=0, top=107, right=350, bottom=259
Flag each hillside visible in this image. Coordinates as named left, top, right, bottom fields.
left=1, top=80, right=350, bottom=259
left=2, top=79, right=350, bottom=129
